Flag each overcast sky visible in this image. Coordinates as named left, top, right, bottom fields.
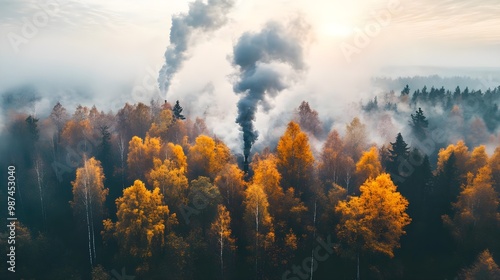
left=1, top=0, right=500, bottom=149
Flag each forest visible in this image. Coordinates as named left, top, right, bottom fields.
left=1, top=83, right=500, bottom=280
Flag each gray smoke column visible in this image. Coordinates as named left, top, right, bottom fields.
left=158, top=0, right=234, bottom=97
left=233, top=21, right=307, bottom=161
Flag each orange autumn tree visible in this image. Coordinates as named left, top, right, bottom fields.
left=343, top=117, right=369, bottom=162
left=147, top=160, right=188, bottom=214
left=252, top=154, right=306, bottom=226
left=436, top=140, right=470, bottom=180
left=295, top=101, right=323, bottom=138
left=442, top=166, right=500, bottom=247
left=214, top=164, right=246, bottom=214
left=70, top=157, right=108, bottom=268
left=459, top=249, right=500, bottom=280
left=188, top=135, right=231, bottom=179
left=276, top=121, right=314, bottom=196
left=102, top=180, right=177, bottom=258
left=355, top=146, right=383, bottom=191
left=243, top=183, right=275, bottom=277
left=252, top=155, right=283, bottom=213
left=318, top=130, right=343, bottom=184
left=468, top=145, right=489, bottom=175
left=251, top=154, right=306, bottom=267
left=336, top=173, right=411, bottom=279
left=164, top=142, right=188, bottom=171
left=209, top=204, right=236, bottom=277
left=488, top=147, right=500, bottom=192
left=61, top=105, right=94, bottom=149
left=127, top=135, right=161, bottom=181
left=147, top=109, right=174, bottom=141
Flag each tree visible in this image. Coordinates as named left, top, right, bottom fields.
left=436, top=140, right=470, bottom=181
left=50, top=102, right=69, bottom=136
left=252, top=155, right=283, bottom=215
left=386, top=133, right=409, bottom=180
left=97, top=125, right=112, bottom=177
left=403, top=148, right=432, bottom=218
left=214, top=164, right=246, bottom=214
left=442, top=166, right=500, bottom=247
left=468, top=145, right=488, bottom=176
left=489, top=147, right=500, bottom=192
left=401, top=84, right=410, bottom=96
left=466, top=118, right=489, bottom=147
left=188, top=135, right=231, bottom=180
left=172, top=100, right=186, bottom=120
left=129, top=103, right=152, bottom=139
left=243, top=183, right=275, bottom=278
left=355, top=147, right=383, bottom=189
left=165, top=142, right=188, bottom=171
left=276, top=121, right=315, bottom=197
left=70, top=157, right=108, bottom=268
left=147, top=109, right=173, bottom=140
left=187, top=117, right=209, bottom=142
left=209, top=204, right=236, bottom=278
left=25, top=115, right=40, bottom=142
left=102, top=180, right=177, bottom=258
left=61, top=116, right=93, bottom=149
left=344, top=117, right=369, bottom=161
left=91, top=265, right=111, bottom=280
left=127, top=135, right=161, bottom=181
left=409, top=108, right=428, bottom=140
left=295, top=101, right=323, bottom=138
left=336, top=173, right=411, bottom=279
left=147, top=157, right=189, bottom=214
left=187, top=176, right=222, bottom=230
left=251, top=154, right=307, bottom=269
left=117, top=103, right=152, bottom=141
left=166, top=119, right=188, bottom=145
left=318, top=130, right=346, bottom=185
left=459, top=250, right=500, bottom=280
left=435, top=152, right=462, bottom=215
left=321, top=183, right=347, bottom=227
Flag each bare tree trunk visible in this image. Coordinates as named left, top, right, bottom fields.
left=118, top=134, right=125, bottom=189
left=220, top=231, right=224, bottom=278
left=345, top=171, right=351, bottom=195
left=84, top=177, right=93, bottom=268
left=310, top=200, right=317, bottom=280
left=255, top=201, right=259, bottom=279
left=357, top=252, right=360, bottom=280
left=89, top=188, right=97, bottom=262
left=35, top=157, right=46, bottom=228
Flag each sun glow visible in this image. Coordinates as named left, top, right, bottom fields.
left=321, top=22, right=354, bottom=38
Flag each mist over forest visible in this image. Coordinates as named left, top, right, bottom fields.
left=1, top=74, right=500, bottom=279
left=2, top=0, right=500, bottom=279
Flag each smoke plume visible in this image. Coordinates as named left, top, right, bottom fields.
left=158, top=0, right=234, bottom=97
left=232, top=21, right=307, bottom=160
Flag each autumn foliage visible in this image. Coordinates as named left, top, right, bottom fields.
left=7, top=98, right=500, bottom=280
left=336, top=173, right=411, bottom=258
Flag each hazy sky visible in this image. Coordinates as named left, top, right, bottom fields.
left=1, top=0, right=500, bottom=148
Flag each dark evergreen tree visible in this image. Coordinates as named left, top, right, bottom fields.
left=401, top=84, right=410, bottom=96
left=453, top=86, right=461, bottom=100
left=434, top=152, right=460, bottom=215
left=410, top=107, right=429, bottom=140
left=386, top=133, right=409, bottom=180
left=24, top=115, right=39, bottom=167
left=97, top=125, right=112, bottom=177
left=421, top=86, right=428, bottom=101
left=411, top=89, right=420, bottom=106
left=405, top=148, right=432, bottom=217
left=173, top=100, right=186, bottom=120
left=399, top=148, right=433, bottom=256
left=25, top=115, right=39, bottom=142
